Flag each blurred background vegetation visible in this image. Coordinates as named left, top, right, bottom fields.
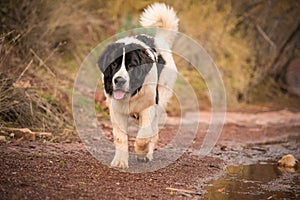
left=0, top=0, right=299, bottom=136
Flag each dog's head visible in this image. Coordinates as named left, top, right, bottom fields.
left=98, top=39, right=155, bottom=100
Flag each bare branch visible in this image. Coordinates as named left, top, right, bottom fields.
left=256, top=24, right=276, bottom=51
left=15, top=59, right=33, bottom=83
left=30, top=48, right=56, bottom=77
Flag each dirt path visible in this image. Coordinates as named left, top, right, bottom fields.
left=1, top=110, right=300, bottom=199
left=0, top=142, right=224, bottom=199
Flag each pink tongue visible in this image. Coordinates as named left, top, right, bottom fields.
left=113, top=90, right=125, bottom=100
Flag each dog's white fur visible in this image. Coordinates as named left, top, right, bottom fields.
left=105, top=3, right=179, bottom=168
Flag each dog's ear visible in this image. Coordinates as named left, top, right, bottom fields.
left=98, top=49, right=107, bottom=73
left=98, top=43, right=123, bottom=73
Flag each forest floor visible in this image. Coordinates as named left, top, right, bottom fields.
left=1, top=110, right=300, bottom=199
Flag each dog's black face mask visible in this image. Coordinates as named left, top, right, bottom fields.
left=125, top=44, right=154, bottom=96
left=98, top=42, right=154, bottom=98
left=98, top=43, right=123, bottom=96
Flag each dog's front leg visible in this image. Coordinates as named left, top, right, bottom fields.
left=110, top=109, right=129, bottom=169
left=135, top=105, right=158, bottom=162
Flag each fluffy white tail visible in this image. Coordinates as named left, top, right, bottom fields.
left=140, top=3, right=179, bottom=48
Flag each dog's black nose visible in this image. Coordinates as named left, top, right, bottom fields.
left=114, top=76, right=126, bottom=86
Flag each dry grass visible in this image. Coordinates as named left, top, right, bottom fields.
left=0, top=72, right=69, bottom=133
left=0, top=0, right=299, bottom=135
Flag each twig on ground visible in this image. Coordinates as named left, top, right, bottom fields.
left=255, top=24, right=276, bottom=51
left=30, top=48, right=56, bottom=77
left=166, top=187, right=201, bottom=195
left=15, top=59, right=33, bottom=83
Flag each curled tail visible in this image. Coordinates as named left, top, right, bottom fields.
left=140, top=3, right=179, bottom=48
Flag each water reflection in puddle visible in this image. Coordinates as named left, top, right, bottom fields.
left=204, top=163, right=299, bottom=199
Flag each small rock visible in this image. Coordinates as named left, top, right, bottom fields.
left=0, top=135, right=6, bottom=142
left=278, top=154, right=298, bottom=168
left=220, top=145, right=227, bottom=151
left=217, top=187, right=225, bottom=193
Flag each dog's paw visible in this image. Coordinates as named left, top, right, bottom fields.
left=146, top=152, right=153, bottom=161
left=136, top=153, right=149, bottom=162
left=136, top=152, right=153, bottom=162
left=111, top=151, right=128, bottom=169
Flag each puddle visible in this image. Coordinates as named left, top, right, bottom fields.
left=204, top=162, right=300, bottom=199
left=203, top=134, right=300, bottom=199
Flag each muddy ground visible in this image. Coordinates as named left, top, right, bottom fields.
left=1, top=110, right=300, bottom=199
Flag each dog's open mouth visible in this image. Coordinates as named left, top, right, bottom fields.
left=113, top=90, right=127, bottom=100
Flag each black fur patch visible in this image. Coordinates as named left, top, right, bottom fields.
left=135, top=35, right=156, bottom=52
left=157, top=54, right=165, bottom=79
left=98, top=43, right=125, bottom=96
left=125, top=43, right=154, bottom=96
left=135, top=34, right=165, bottom=79
left=156, top=54, right=166, bottom=104
left=136, top=34, right=166, bottom=104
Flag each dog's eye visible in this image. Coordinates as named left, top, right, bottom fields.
left=127, top=64, right=135, bottom=69
left=111, top=62, right=118, bottom=68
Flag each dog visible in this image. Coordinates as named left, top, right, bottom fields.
left=98, top=3, right=179, bottom=168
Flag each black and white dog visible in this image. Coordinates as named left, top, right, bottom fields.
left=98, top=3, right=178, bottom=168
